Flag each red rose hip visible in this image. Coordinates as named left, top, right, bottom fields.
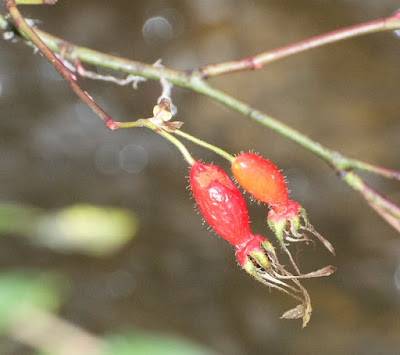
left=190, top=161, right=253, bottom=246
left=231, top=152, right=335, bottom=261
left=189, top=161, right=275, bottom=270
left=231, top=152, right=289, bottom=208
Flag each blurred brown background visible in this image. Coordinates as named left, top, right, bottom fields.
left=1, top=0, right=400, bottom=354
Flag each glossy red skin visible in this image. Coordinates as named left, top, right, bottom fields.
left=190, top=162, right=254, bottom=247
left=232, top=153, right=289, bottom=207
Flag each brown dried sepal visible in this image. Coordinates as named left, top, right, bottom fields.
left=149, top=98, right=183, bottom=132
left=245, top=240, right=336, bottom=328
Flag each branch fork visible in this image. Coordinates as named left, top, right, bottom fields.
left=2, top=1, right=400, bottom=235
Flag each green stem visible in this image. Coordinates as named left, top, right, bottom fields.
left=191, top=81, right=334, bottom=161
left=116, top=120, right=195, bottom=166
left=33, top=28, right=190, bottom=87
left=174, top=130, right=234, bottom=163
left=334, top=154, right=400, bottom=180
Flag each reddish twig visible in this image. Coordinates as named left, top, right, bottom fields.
left=200, top=12, right=400, bottom=78
left=6, top=0, right=118, bottom=130
left=343, top=171, right=400, bottom=233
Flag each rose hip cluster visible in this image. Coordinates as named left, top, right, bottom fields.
left=189, top=153, right=335, bottom=327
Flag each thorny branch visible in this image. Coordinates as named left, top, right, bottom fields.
left=1, top=3, right=399, bottom=234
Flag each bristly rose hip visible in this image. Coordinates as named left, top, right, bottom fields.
left=189, top=161, right=274, bottom=267
left=232, top=152, right=289, bottom=208
left=190, top=161, right=253, bottom=247
left=231, top=153, right=334, bottom=271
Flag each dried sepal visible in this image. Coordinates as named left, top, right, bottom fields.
left=239, top=235, right=335, bottom=328
left=281, top=304, right=310, bottom=326
left=298, top=207, right=335, bottom=255
left=149, top=98, right=183, bottom=132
